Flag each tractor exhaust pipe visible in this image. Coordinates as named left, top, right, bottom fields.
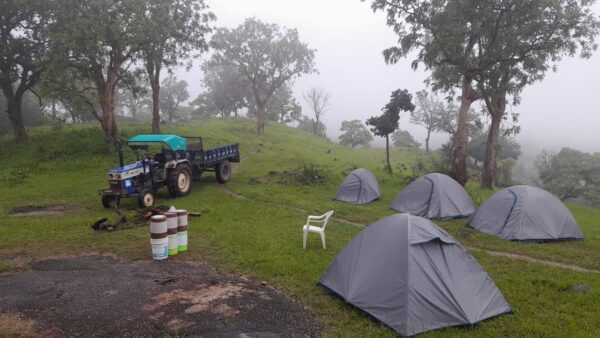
left=117, top=141, right=124, bottom=168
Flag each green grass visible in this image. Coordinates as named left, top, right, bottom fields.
left=1, top=118, right=599, bottom=337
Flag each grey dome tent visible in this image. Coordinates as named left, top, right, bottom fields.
left=390, top=173, right=475, bottom=219
left=318, top=213, right=511, bottom=337
left=334, top=168, right=381, bottom=204
left=468, top=185, right=583, bottom=241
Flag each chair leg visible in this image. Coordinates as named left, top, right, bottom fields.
left=320, top=232, right=326, bottom=249
left=303, top=230, right=308, bottom=249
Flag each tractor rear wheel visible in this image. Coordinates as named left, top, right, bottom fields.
left=101, top=195, right=119, bottom=209
left=138, top=189, right=155, bottom=208
left=216, top=160, right=231, bottom=184
left=168, top=164, right=193, bottom=197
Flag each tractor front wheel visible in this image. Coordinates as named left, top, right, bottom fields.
left=101, top=195, right=119, bottom=209
left=216, top=160, right=231, bottom=184
left=168, top=164, right=193, bottom=197
left=138, top=189, right=155, bottom=208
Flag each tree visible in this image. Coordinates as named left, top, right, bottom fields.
left=196, top=58, right=250, bottom=117
left=0, top=92, right=44, bottom=136
left=468, top=132, right=521, bottom=166
left=297, top=115, right=327, bottom=138
left=370, top=0, right=489, bottom=184
left=303, top=87, right=331, bottom=136
left=339, top=120, right=373, bottom=148
left=410, top=90, right=445, bottom=152
left=366, top=89, right=415, bottom=174
left=210, top=18, right=316, bottom=133
left=116, top=81, right=150, bottom=120
left=371, top=0, right=598, bottom=187
left=536, top=148, right=600, bottom=205
left=437, top=104, right=483, bottom=141
left=44, top=0, right=147, bottom=147
left=392, top=129, right=421, bottom=149
left=247, top=84, right=302, bottom=124
left=0, top=0, right=48, bottom=142
left=139, top=0, right=214, bottom=133
left=473, top=1, right=599, bottom=189
left=159, top=76, right=189, bottom=123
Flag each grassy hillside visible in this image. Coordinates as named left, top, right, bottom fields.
left=0, top=118, right=599, bottom=337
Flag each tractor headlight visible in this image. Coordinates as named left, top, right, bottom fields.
left=107, top=173, right=114, bottom=179
left=114, top=174, right=121, bottom=179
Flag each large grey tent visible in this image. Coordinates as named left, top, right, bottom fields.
left=334, top=168, right=381, bottom=204
left=318, top=214, right=511, bottom=336
left=390, top=173, right=475, bottom=219
left=468, top=185, right=583, bottom=241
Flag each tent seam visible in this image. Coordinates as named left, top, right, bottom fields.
left=498, top=189, right=518, bottom=236
left=424, top=176, right=435, bottom=217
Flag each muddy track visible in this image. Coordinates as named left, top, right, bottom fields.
left=217, top=185, right=598, bottom=274
left=218, top=185, right=365, bottom=228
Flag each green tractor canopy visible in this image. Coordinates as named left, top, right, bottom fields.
left=127, top=134, right=188, bottom=151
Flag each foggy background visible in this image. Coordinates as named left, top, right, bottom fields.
left=176, top=0, right=600, bottom=157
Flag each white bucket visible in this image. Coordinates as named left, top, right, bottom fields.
left=151, top=237, right=168, bottom=260
left=150, top=215, right=167, bottom=234
left=176, top=210, right=188, bottom=252
left=177, top=231, right=188, bottom=252
left=168, top=235, right=178, bottom=256
left=165, top=212, right=178, bottom=256
left=176, top=209, right=188, bottom=227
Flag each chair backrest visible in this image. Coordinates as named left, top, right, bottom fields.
left=314, top=210, right=334, bottom=230
left=322, top=210, right=334, bottom=229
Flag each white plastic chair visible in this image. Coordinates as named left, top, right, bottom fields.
left=303, top=210, right=334, bottom=249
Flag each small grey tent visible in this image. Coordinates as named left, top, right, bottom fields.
left=468, top=185, right=583, bottom=241
left=390, top=173, right=475, bottom=219
left=334, top=168, right=381, bottom=204
left=318, top=213, right=511, bottom=336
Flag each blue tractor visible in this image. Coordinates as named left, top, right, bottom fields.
left=99, top=134, right=240, bottom=208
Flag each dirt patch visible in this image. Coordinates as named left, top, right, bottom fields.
left=218, top=185, right=250, bottom=201
left=0, top=313, right=49, bottom=337
left=0, top=255, right=320, bottom=337
left=8, top=205, right=77, bottom=217
left=218, top=186, right=366, bottom=228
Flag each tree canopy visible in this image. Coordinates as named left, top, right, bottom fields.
left=138, top=0, right=214, bottom=133
left=159, top=76, right=189, bottom=123
left=0, top=0, right=49, bottom=142
left=210, top=17, right=316, bottom=133
left=43, top=0, right=148, bottom=147
left=410, top=90, right=446, bottom=152
left=370, top=0, right=599, bottom=187
left=367, top=89, right=415, bottom=173
left=392, top=129, right=421, bottom=149
left=303, top=87, right=331, bottom=136
left=339, top=120, right=373, bottom=149
left=536, top=148, right=600, bottom=205
left=196, top=58, right=250, bottom=117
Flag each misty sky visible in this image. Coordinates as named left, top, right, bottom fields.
left=176, top=0, right=600, bottom=156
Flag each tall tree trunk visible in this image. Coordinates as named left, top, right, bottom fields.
left=451, top=76, right=479, bottom=186
left=385, top=134, right=392, bottom=174
left=6, top=96, right=27, bottom=143
left=1, top=83, right=28, bottom=142
left=313, top=116, right=319, bottom=135
left=255, top=101, right=266, bottom=134
left=482, top=99, right=505, bottom=189
left=151, top=81, right=161, bottom=133
left=146, top=61, right=162, bottom=134
left=98, top=87, right=119, bottom=149
left=425, top=128, right=431, bottom=152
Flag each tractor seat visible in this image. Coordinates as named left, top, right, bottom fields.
left=153, top=152, right=166, bottom=164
